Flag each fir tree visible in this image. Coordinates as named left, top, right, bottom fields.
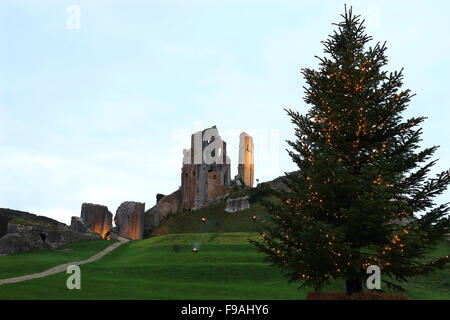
left=252, top=6, right=450, bottom=295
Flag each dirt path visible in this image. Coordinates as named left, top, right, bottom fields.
left=0, top=236, right=129, bottom=285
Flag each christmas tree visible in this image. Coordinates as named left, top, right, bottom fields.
left=252, top=6, right=450, bottom=295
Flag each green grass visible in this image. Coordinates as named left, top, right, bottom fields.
left=394, top=241, right=450, bottom=299
left=0, top=233, right=312, bottom=299
left=0, top=240, right=114, bottom=280
left=0, top=232, right=448, bottom=300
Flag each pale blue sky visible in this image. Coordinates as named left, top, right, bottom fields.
left=0, top=0, right=449, bottom=224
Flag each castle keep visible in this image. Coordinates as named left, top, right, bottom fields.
left=181, top=126, right=232, bottom=210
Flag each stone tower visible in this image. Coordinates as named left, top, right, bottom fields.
left=181, top=126, right=231, bottom=210
left=237, top=132, right=254, bottom=187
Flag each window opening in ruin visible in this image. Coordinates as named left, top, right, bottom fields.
left=38, top=233, right=46, bottom=243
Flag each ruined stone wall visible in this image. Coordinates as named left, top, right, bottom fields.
left=80, top=203, right=112, bottom=239
left=196, top=164, right=208, bottom=209
left=225, top=196, right=251, bottom=213
left=114, top=201, right=145, bottom=240
left=181, top=165, right=198, bottom=211
left=0, top=222, right=101, bottom=256
left=153, top=190, right=180, bottom=221
left=144, top=189, right=180, bottom=234
left=207, top=170, right=224, bottom=199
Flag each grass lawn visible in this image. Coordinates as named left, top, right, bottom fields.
left=0, top=239, right=114, bottom=280
left=395, top=241, right=450, bottom=299
left=0, top=233, right=448, bottom=300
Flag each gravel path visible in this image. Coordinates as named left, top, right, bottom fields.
left=0, top=236, right=129, bottom=285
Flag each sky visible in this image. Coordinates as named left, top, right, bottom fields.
left=0, top=0, right=449, bottom=225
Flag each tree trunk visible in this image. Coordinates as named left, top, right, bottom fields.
left=346, top=278, right=363, bottom=296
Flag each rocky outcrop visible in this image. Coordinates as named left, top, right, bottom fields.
left=0, top=222, right=101, bottom=256
left=225, top=196, right=251, bottom=213
left=114, top=202, right=145, bottom=240
left=80, top=203, right=112, bottom=239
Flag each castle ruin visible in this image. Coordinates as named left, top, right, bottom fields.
left=144, top=125, right=255, bottom=234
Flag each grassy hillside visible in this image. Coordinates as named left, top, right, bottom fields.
left=0, top=233, right=448, bottom=300
left=0, top=208, right=63, bottom=237
left=148, top=201, right=271, bottom=237
left=145, top=182, right=277, bottom=238
left=0, top=239, right=114, bottom=280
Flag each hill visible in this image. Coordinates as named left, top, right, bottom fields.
left=145, top=181, right=276, bottom=237
left=148, top=201, right=268, bottom=237
left=0, top=208, right=64, bottom=238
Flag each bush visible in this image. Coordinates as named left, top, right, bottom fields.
left=248, top=183, right=273, bottom=204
